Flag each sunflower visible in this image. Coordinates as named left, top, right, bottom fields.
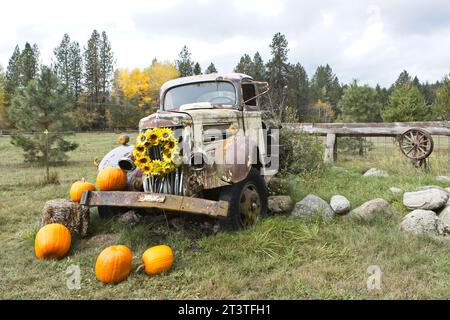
left=158, top=127, right=175, bottom=142
left=133, top=127, right=181, bottom=177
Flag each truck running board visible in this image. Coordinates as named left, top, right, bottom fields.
left=80, top=191, right=229, bottom=219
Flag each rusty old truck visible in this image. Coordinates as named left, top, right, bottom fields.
left=81, top=73, right=279, bottom=230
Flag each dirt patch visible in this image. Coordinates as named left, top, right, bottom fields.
left=81, top=233, right=119, bottom=249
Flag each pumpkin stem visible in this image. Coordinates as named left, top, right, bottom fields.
left=81, top=177, right=86, bottom=182
left=136, top=264, right=145, bottom=273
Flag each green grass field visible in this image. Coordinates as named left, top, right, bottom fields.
left=0, top=133, right=449, bottom=299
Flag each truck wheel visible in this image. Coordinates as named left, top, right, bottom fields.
left=218, top=168, right=268, bottom=230
left=97, top=206, right=121, bottom=220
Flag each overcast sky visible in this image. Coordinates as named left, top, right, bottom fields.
left=1, top=0, right=449, bottom=87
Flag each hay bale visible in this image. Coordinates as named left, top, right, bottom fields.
left=41, top=199, right=90, bottom=237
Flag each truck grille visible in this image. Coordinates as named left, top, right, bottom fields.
left=142, top=127, right=184, bottom=195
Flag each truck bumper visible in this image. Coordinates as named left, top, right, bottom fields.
left=80, top=191, right=229, bottom=219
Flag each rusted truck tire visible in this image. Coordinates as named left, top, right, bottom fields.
left=218, top=168, right=268, bottom=230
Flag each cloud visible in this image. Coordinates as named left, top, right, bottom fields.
left=0, top=0, right=449, bottom=87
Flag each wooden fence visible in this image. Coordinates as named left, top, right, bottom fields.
left=284, top=121, right=450, bottom=163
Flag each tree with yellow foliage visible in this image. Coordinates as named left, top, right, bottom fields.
left=114, top=60, right=179, bottom=110
left=109, top=61, right=179, bottom=128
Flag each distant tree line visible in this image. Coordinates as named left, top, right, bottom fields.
left=0, top=31, right=449, bottom=134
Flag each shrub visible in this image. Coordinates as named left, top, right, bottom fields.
left=278, top=128, right=324, bottom=176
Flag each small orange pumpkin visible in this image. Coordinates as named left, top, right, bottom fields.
left=142, top=245, right=174, bottom=275
left=96, top=167, right=127, bottom=191
left=70, top=178, right=96, bottom=202
left=95, top=245, right=133, bottom=284
left=35, top=223, right=72, bottom=260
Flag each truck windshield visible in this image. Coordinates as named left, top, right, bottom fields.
left=164, top=81, right=236, bottom=110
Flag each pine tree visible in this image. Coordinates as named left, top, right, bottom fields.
left=19, top=42, right=39, bottom=87
left=382, top=83, right=429, bottom=122
left=286, top=63, right=309, bottom=121
left=432, top=74, right=450, bottom=120
left=83, top=30, right=102, bottom=128
left=193, top=62, right=202, bottom=75
left=99, top=31, right=114, bottom=101
left=205, top=62, right=217, bottom=74
left=310, top=64, right=340, bottom=119
left=392, top=70, right=411, bottom=89
left=266, top=33, right=290, bottom=120
left=234, top=54, right=253, bottom=75
left=8, top=66, right=78, bottom=162
left=0, top=65, right=7, bottom=128
left=69, top=41, right=83, bottom=101
left=53, top=34, right=72, bottom=93
left=175, top=45, right=194, bottom=77
left=4, top=45, right=21, bottom=100
left=338, top=80, right=382, bottom=122
left=252, top=52, right=266, bottom=80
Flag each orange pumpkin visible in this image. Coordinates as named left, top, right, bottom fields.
left=70, top=178, right=96, bottom=202
left=35, top=223, right=72, bottom=260
left=95, top=245, right=133, bottom=284
left=142, top=245, right=174, bottom=275
left=96, top=167, right=127, bottom=191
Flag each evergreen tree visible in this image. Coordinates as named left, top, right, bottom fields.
left=19, top=42, right=39, bottom=87
left=69, top=41, right=83, bottom=101
left=193, top=62, right=202, bottom=75
left=266, top=32, right=290, bottom=119
left=175, top=45, right=194, bottom=77
left=83, top=30, right=102, bottom=128
left=252, top=52, right=266, bottom=80
left=53, top=34, right=72, bottom=93
left=432, top=74, right=450, bottom=120
left=310, top=64, right=340, bottom=120
left=286, top=63, right=309, bottom=121
left=338, top=80, right=382, bottom=122
left=392, top=70, right=411, bottom=89
left=234, top=54, right=253, bottom=75
left=8, top=66, right=78, bottom=162
left=382, top=83, right=429, bottom=122
left=375, top=84, right=389, bottom=107
left=99, top=31, right=114, bottom=101
left=0, top=65, right=7, bottom=128
left=205, top=62, right=217, bottom=74
left=4, top=45, right=21, bottom=100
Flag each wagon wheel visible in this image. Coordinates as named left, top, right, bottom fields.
left=399, top=128, right=434, bottom=161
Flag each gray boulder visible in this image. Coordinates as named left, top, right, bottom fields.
left=291, top=194, right=334, bottom=219
left=403, top=188, right=449, bottom=211
left=439, top=206, right=450, bottom=226
left=346, top=198, right=394, bottom=221
left=268, top=195, right=294, bottom=214
left=363, top=168, right=388, bottom=177
left=330, top=195, right=351, bottom=215
left=418, top=185, right=447, bottom=192
left=400, top=209, right=450, bottom=237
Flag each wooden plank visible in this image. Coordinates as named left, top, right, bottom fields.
left=284, top=121, right=450, bottom=136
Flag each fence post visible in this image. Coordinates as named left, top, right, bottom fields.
left=324, top=133, right=337, bottom=163
left=44, top=129, right=49, bottom=182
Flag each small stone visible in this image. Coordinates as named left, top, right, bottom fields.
left=403, top=188, right=449, bottom=211
left=439, top=206, right=450, bottom=226
left=400, top=209, right=450, bottom=237
left=118, top=210, right=141, bottom=225
left=291, top=194, right=334, bottom=219
left=346, top=198, right=394, bottom=221
left=268, top=195, right=294, bottom=214
left=389, top=187, right=403, bottom=194
left=330, top=195, right=351, bottom=215
left=363, top=168, right=389, bottom=177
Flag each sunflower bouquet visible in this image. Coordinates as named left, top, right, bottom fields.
left=133, top=128, right=181, bottom=177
